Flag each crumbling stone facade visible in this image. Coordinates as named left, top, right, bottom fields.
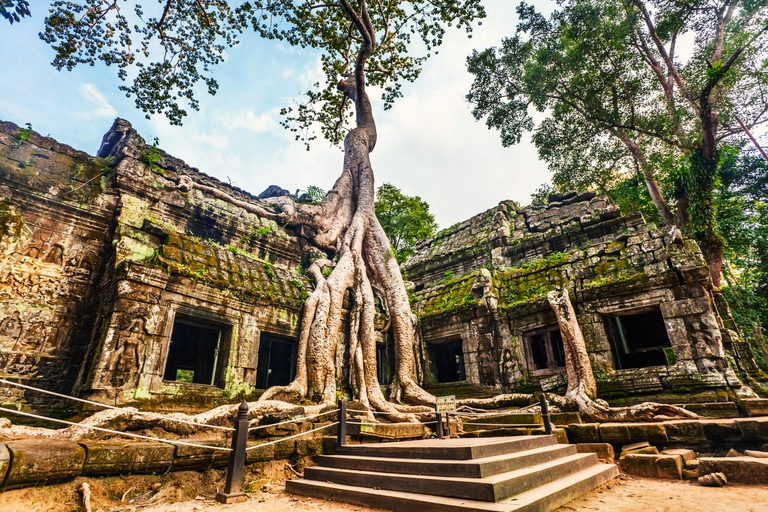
left=0, top=118, right=759, bottom=413
left=405, top=191, right=758, bottom=402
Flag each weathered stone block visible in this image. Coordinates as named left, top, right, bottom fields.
left=246, top=442, right=276, bottom=463
left=698, top=457, right=768, bottom=484
left=81, top=441, right=174, bottom=475
left=0, top=444, right=9, bottom=484
left=172, top=440, right=230, bottom=471
left=4, top=439, right=85, bottom=489
left=620, top=453, right=682, bottom=480
left=619, top=454, right=657, bottom=478
left=738, top=398, right=768, bottom=417
left=664, top=420, right=704, bottom=443
left=661, top=449, right=696, bottom=461
left=736, top=417, right=768, bottom=442
left=566, top=423, right=600, bottom=443
left=627, top=423, right=668, bottom=444
left=655, top=454, right=683, bottom=479
left=599, top=423, right=631, bottom=444
left=576, top=443, right=614, bottom=462
left=660, top=298, right=709, bottom=318
left=701, top=419, right=743, bottom=443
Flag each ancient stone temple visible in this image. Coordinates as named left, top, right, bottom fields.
left=0, top=118, right=760, bottom=413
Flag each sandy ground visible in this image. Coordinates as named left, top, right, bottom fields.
left=1, top=471, right=767, bottom=512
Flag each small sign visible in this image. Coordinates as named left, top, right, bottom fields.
left=436, top=395, right=456, bottom=413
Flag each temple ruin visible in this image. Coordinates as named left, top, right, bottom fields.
left=0, top=118, right=762, bottom=415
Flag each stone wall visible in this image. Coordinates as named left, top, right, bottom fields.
left=0, top=118, right=759, bottom=414
left=0, top=119, right=314, bottom=411
left=405, top=191, right=758, bottom=400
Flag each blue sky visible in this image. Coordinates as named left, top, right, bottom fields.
left=0, top=2, right=556, bottom=228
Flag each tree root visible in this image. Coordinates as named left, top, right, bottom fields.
left=0, top=400, right=328, bottom=441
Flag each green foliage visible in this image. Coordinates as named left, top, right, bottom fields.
left=1, top=0, right=29, bottom=24
left=375, top=183, right=438, bottom=263
left=466, top=0, right=768, bottom=270
left=240, top=224, right=274, bottom=244
left=141, top=137, right=164, bottom=175
left=39, top=0, right=485, bottom=139
left=305, top=185, right=326, bottom=204
left=12, top=122, right=32, bottom=148
left=717, top=149, right=768, bottom=356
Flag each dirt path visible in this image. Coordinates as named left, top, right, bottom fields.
left=1, top=473, right=767, bottom=512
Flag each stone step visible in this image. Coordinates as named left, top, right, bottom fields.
left=304, top=452, right=599, bottom=502
left=287, top=463, right=619, bottom=512
left=319, top=444, right=578, bottom=478
left=335, top=435, right=557, bottom=460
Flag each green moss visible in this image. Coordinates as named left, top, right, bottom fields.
left=582, top=271, right=648, bottom=290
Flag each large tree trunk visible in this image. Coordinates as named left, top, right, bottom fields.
left=547, top=289, right=697, bottom=422
left=255, top=2, right=432, bottom=421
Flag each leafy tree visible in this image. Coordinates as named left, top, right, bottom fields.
left=466, top=0, right=768, bottom=287
left=717, top=149, right=768, bottom=369
left=0, top=0, right=29, bottom=24
left=375, top=183, right=437, bottom=263
left=33, top=0, right=485, bottom=415
left=305, top=185, right=326, bottom=204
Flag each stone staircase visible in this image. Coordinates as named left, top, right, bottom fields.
left=287, top=435, right=618, bottom=511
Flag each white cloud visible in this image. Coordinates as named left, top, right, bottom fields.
left=217, top=110, right=278, bottom=132
left=76, top=83, right=117, bottom=119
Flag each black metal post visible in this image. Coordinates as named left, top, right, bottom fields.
left=436, top=412, right=443, bottom=439
left=216, top=400, right=249, bottom=504
left=540, top=393, right=552, bottom=435
left=337, top=399, right=347, bottom=448
left=445, top=412, right=451, bottom=438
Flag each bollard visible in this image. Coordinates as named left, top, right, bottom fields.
left=216, top=400, right=249, bottom=504
left=436, top=412, right=443, bottom=439
left=337, top=399, right=347, bottom=448
left=540, top=393, right=552, bottom=435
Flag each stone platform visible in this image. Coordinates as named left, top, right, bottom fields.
left=287, top=436, right=618, bottom=512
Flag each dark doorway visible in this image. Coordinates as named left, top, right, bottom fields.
left=605, top=309, right=672, bottom=369
left=255, top=335, right=299, bottom=389
left=376, top=335, right=395, bottom=385
left=430, top=339, right=466, bottom=383
left=163, top=317, right=225, bottom=386
left=523, top=325, right=566, bottom=376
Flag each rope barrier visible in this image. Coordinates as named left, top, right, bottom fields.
left=0, top=379, right=234, bottom=431
left=245, top=422, right=339, bottom=451
left=462, top=422, right=543, bottom=428
left=346, top=420, right=438, bottom=426
left=247, top=409, right=339, bottom=432
left=0, top=407, right=233, bottom=451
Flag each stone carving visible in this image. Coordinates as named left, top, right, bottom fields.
left=108, top=317, right=147, bottom=388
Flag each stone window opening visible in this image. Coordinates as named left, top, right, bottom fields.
left=523, top=325, right=566, bottom=376
left=163, top=317, right=227, bottom=386
left=605, top=308, right=672, bottom=369
left=255, top=335, right=299, bottom=389
left=428, top=339, right=466, bottom=384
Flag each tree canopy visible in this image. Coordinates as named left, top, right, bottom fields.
left=466, top=0, right=768, bottom=286
left=38, top=0, right=485, bottom=144
left=0, top=0, right=29, bottom=24
left=375, top=182, right=437, bottom=263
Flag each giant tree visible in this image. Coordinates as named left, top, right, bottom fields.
left=466, top=0, right=768, bottom=287
left=38, top=0, right=485, bottom=418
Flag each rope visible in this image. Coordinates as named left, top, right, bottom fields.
left=0, top=407, right=233, bottom=451
left=0, top=379, right=234, bottom=431
left=346, top=421, right=437, bottom=426
left=248, top=409, right=339, bottom=431
left=245, top=422, right=339, bottom=451
left=462, top=422, right=543, bottom=427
